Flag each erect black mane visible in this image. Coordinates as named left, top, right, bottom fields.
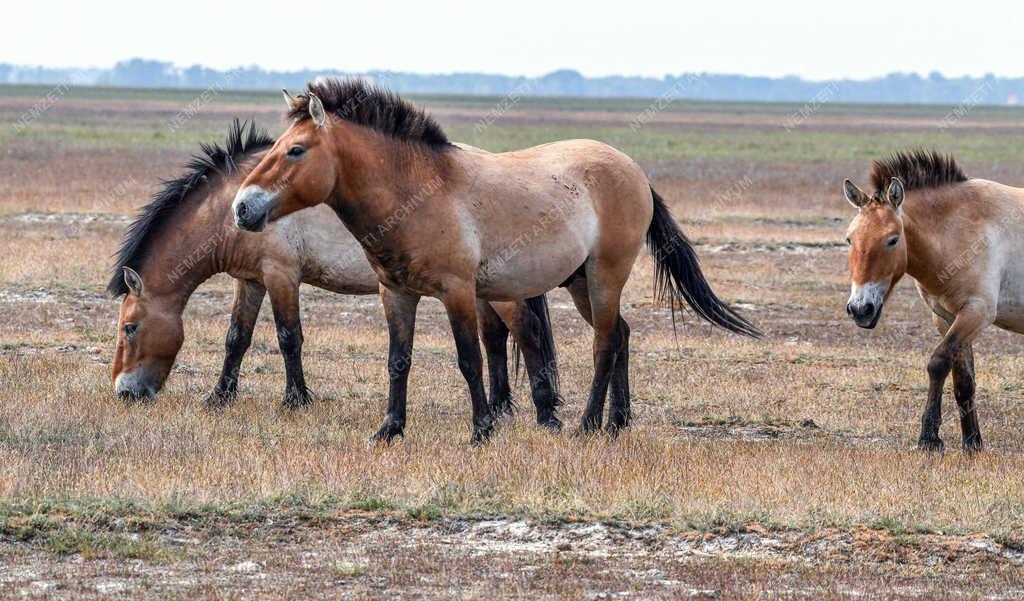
left=106, top=119, right=275, bottom=297
left=869, top=149, right=968, bottom=196
left=287, top=78, right=450, bottom=148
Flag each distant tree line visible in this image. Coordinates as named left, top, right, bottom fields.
left=1, top=58, right=1022, bottom=105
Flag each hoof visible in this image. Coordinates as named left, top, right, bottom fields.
left=576, top=415, right=603, bottom=433
left=470, top=424, right=494, bottom=446
left=371, top=422, right=404, bottom=445
left=963, top=436, right=984, bottom=454
left=204, top=388, right=237, bottom=409
left=917, top=436, right=945, bottom=453
left=281, top=388, right=313, bottom=409
left=572, top=421, right=602, bottom=438
left=538, top=415, right=563, bottom=433
left=604, top=422, right=627, bottom=437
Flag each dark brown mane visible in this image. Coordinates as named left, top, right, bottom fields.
left=288, top=78, right=450, bottom=149
left=107, top=119, right=275, bottom=297
left=869, top=150, right=967, bottom=196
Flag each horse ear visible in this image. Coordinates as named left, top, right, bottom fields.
left=123, top=267, right=144, bottom=297
left=843, top=179, right=870, bottom=209
left=887, top=177, right=905, bottom=209
left=282, top=89, right=297, bottom=109
left=308, top=93, right=328, bottom=129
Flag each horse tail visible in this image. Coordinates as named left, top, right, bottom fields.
left=646, top=186, right=762, bottom=338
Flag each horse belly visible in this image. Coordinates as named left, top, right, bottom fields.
left=476, top=214, right=597, bottom=300
left=995, top=268, right=1024, bottom=334
left=279, top=207, right=379, bottom=294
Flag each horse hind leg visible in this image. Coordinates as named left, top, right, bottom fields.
left=607, top=317, right=631, bottom=432
left=567, top=268, right=629, bottom=434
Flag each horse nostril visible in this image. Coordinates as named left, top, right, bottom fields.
left=846, top=303, right=854, bottom=316
left=236, top=202, right=248, bottom=218
left=864, top=302, right=875, bottom=316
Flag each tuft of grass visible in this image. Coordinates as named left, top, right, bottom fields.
left=2, top=508, right=172, bottom=561
left=407, top=504, right=445, bottom=522
left=349, top=495, right=396, bottom=512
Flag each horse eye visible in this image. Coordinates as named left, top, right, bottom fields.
left=886, top=236, right=900, bottom=248
left=124, top=323, right=139, bottom=338
left=286, top=145, right=306, bottom=158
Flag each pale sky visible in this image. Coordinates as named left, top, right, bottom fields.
left=3, top=0, right=1022, bottom=80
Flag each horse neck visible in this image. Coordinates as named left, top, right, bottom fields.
left=901, top=189, right=953, bottom=291
left=326, top=122, right=450, bottom=251
left=136, top=183, right=238, bottom=309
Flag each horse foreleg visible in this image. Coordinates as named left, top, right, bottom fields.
left=477, top=299, right=513, bottom=417
left=373, top=286, right=420, bottom=443
left=486, top=299, right=563, bottom=431
left=952, top=346, right=982, bottom=452
left=207, top=278, right=266, bottom=407
left=921, top=302, right=992, bottom=452
left=933, top=313, right=983, bottom=451
left=443, top=289, right=492, bottom=444
left=265, top=273, right=311, bottom=409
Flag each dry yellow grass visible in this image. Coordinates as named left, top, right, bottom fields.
left=3, top=310, right=1024, bottom=538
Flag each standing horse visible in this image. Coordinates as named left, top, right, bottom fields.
left=109, top=120, right=562, bottom=429
left=843, top=150, right=1024, bottom=451
left=231, top=79, right=759, bottom=443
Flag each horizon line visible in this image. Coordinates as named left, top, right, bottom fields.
left=3, top=58, right=1018, bottom=85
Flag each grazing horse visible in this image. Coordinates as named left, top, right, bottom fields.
left=231, top=79, right=759, bottom=443
left=109, top=120, right=562, bottom=429
left=843, top=150, right=1024, bottom=451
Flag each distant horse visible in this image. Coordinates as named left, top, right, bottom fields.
left=109, top=120, right=563, bottom=429
left=231, top=79, right=759, bottom=443
left=843, top=150, right=1024, bottom=451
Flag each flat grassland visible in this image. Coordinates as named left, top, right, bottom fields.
left=2, top=85, right=1024, bottom=599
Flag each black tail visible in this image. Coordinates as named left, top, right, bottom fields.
left=646, top=186, right=761, bottom=338
left=522, top=294, right=561, bottom=401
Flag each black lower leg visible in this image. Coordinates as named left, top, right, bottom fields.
left=521, top=348, right=561, bottom=430
left=375, top=291, right=418, bottom=443
left=274, top=314, right=310, bottom=408
left=606, top=317, right=631, bottom=432
left=479, top=302, right=513, bottom=416
left=953, top=348, right=982, bottom=451
left=579, top=327, right=621, bottom=433
left=919, top=352, right=952, bottom=451
left=510, top=304, right=561, bottom=430
left=267, top=281, right=310, bottom=408
left=447, top=300, right=492, bottom=444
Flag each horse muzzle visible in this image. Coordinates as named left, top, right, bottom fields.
left=846, top=282, right=886, bottom=329
left=114, top=369, right=161, bottom=401
left=233, top=186, right=278, bottom=232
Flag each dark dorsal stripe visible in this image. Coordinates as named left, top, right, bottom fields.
left=106, top=119, right=275, bottom=297
left=869, top=149, right=968, bottom=196
left=288, top=78, right=450, bottom=149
